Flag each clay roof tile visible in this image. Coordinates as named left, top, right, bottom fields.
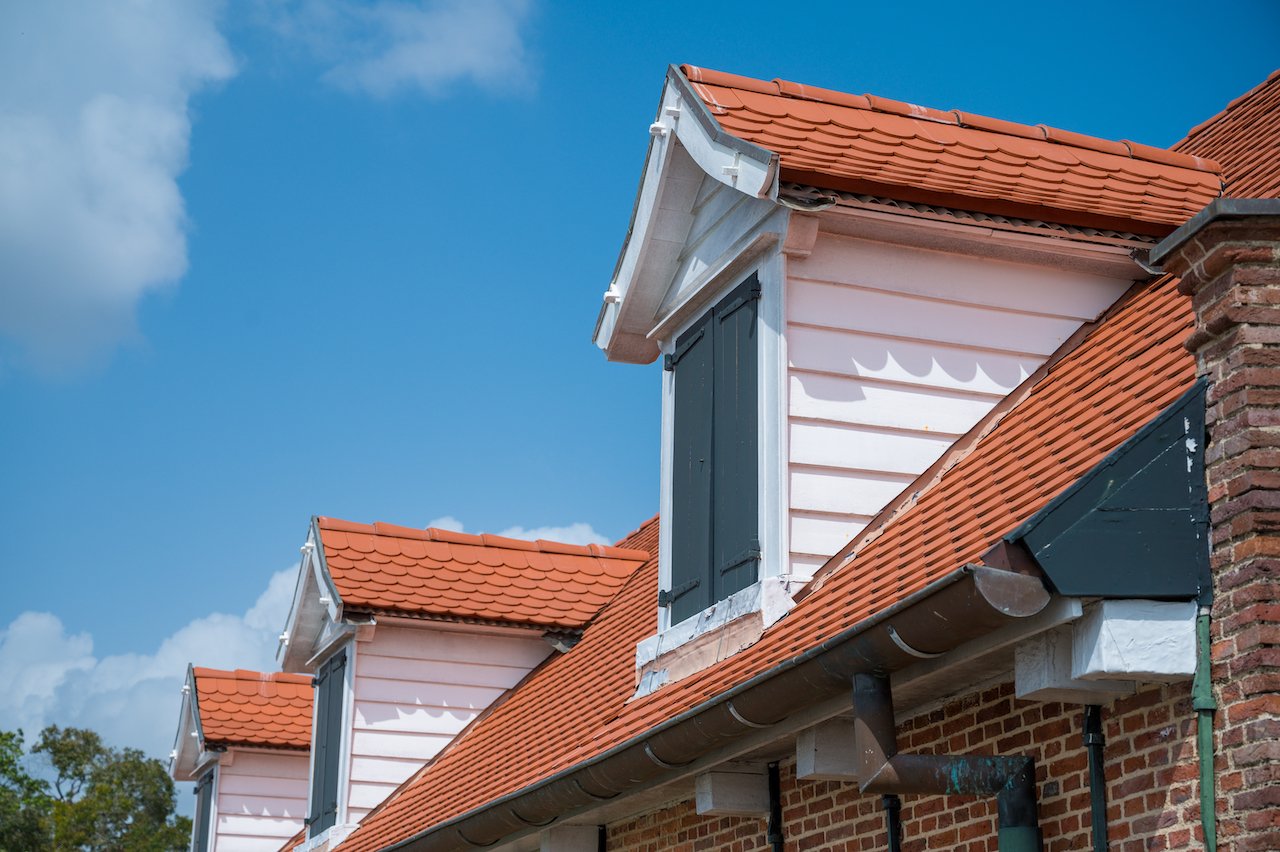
left=192, top=668, right=312, bottom=751
left=315, top=518, right=651, bottom=630
left=680, top=66, right=1221, bottom=235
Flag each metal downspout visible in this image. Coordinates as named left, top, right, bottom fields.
left=882, top=795, right=902, bottom=852
left=766, top=762, right=784, bottom=852
left=853, top=674, right=1043, bottom=852
left=1193, top=609, right=1218, bottom=852
left=1083, top=705, right=1107, bottom=852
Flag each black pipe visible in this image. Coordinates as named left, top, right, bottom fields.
left=853, top=674, right=1043, bottom=852
left=596, top=824, right=606, bottom=852
left=882, top=794, right=902, bottom=852
left=1083, top=705, right=1108, bottom=852
left=766, top=762, right=784, bottom=852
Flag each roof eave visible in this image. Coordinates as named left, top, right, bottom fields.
left=779, top=166, right=1191, bottom=240
left=384, top=565, right=1051, bottom=852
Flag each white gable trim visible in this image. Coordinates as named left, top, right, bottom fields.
left=594, top=66, right=779, bottom=365
left=280, top=521, right=346, bottom=673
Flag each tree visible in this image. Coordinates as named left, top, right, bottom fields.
left=0, top=729, right=51, bottom=851
left=0, top=725, right=191, bottom=851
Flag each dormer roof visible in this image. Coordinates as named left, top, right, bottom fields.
left=172, top=665, right=313, bottom=781
left=315, top=517, right=651, bottom=631
left=680, top=64, right=1222, bottom=236
left=193, top=667, right=313, bottom=750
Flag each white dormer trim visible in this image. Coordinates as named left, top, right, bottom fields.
left=594, top=66, right=779, bottom=365
left=280, top=521, right=345, bottom=673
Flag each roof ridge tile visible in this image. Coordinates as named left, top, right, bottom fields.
left=682, top=65, right=1218, bottom=174
left=315, top=516, right=373, bottom=534
left=373, top=521, right=433, bottom=540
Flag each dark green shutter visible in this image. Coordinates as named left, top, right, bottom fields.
left=192, top=770, right=214, bottom=852
left=308, top=647, right=346, bottom=837
left=668, top=312, right=714, bottom=624
left=666, top=273, right=760, bottom=625
left=712, top=275, right=760, bottom=601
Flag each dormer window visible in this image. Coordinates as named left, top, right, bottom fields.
left=665, top=273, right=761, bottom=624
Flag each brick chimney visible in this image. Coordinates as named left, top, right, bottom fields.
left=1152, top=198, right=1280, bottom=851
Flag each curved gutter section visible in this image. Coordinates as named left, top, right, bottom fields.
left=854, top=673, right=1042, bottom=852
left=391, top=565, right=1050, bottom=852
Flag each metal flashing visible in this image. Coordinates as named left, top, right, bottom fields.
left=1149, top=197, right=1280, bottom=266
left=665, top=65, right=778, bottom=177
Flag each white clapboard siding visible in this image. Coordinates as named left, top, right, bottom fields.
left=345, top=625, right=552, bottom=826
left=213, top=751, right=309, bottom=850
left=785, top=233, right=1131, bottom=574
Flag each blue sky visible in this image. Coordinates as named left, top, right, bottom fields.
left=1, top=0, right=1277, bottom=767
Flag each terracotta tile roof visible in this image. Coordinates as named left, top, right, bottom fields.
left=1176, top=69, right=1280, bottom=199
left=680, top=64, right=1222, bottom=236
left=332, top=69, right=1278, bottom=852
left=192, top=668, right=312, bottom=751
left=317, top=517, right=651, bottom=631
left=330, top=278, right=1198, bottom=852
left=279, top=828, right=305, bottom=852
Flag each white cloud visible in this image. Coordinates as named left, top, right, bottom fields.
left=0, top=1, right=234, bottom=373
left=425, top=515, right=466, bottom=532
left=426, top=516, right=611, bottom=547
left=262, top=0, right=535, bottom=98
left=0, top=565, right=297, bottom=761
left=496, top=523, right=610, bottom=546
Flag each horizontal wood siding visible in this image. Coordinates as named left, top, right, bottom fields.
left=214, top=750, right=309, bottom=851
left=785, top=233, right=1130, bottom=576
left=345, top=625, right=551, bottom=824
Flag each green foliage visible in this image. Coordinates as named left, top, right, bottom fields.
left=0, top=729, right=51, bottom=851
left=0, top=726, right=191, bottom=852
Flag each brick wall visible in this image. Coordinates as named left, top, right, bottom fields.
left=1159, top=206, right=1280, bottom=852
left=606, top=680, right=1201, bottom=852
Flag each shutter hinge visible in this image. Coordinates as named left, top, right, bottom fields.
left=658, top=578, right=700, bottom=607
left=663, top=353, right=674, bottom=371
left=719, top=544, right=762, bottom=575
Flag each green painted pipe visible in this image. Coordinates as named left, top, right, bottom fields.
left=1193, top=610, right=1217, bottom=852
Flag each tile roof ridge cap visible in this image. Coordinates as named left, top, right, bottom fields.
left=270, top=672, right=312, bottom=685
left=1121, top=140, right=1222, bottom=176
left=681, top=64, right=1221, bottom=175
left=231, top=668, right=281, bottom=681
left=679, top=64, right=779, bottom=96
left=315, top=516, right=374, bottom=534
left=372, top=520, right=434, bottom=540
left=1178, top=67, right=1280, bottom=144
left=192, top=666, right=235, bottom=679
